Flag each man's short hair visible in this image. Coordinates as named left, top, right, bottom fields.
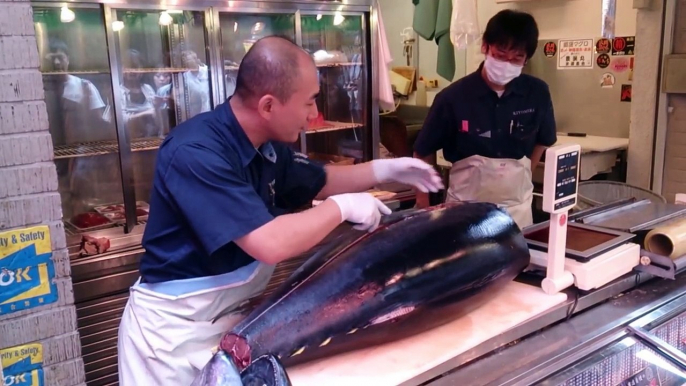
left=483, top=10, right=539, bottom=59
left=234, top=35, right=312, bottom=103
left=48, top=39, right=69, bottom=56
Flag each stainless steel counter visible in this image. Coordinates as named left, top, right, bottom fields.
left=421, top=256, right=686, bottom=386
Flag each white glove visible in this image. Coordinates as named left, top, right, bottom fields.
left=371, top=158, right=444, bottom=193
left=328, top=193, right=393, bottom=232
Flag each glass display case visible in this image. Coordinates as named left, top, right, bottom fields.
left=650, top=310, right=686, bottom=355
left=108, top=6, right=213, bottom=229
left=31, top=0, right=379, bottom=244
left=536, top=335, right=686, bottom=386
left=33, top=4, right=124, bottom=235
left=300, top=12, right=368, bottom=164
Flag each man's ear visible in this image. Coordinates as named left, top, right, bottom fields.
left=481, top=43, right=488, bottom=55
left=256, top=94, right=275, bottom=120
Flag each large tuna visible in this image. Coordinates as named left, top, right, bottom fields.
left=193, top=202, right=531, bottom=385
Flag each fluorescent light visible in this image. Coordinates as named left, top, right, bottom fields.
left=60, top=6, right=75, bottom=23
left=112, top=21, right=124, bottom=31
left=159, top=11, right=173, bottom=26
left=333, top=12, right=345, bottom=26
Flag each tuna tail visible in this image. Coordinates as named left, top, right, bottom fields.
left=241, top=355, right=292, bottom=386
left=190, top=351, right=243, bottom=386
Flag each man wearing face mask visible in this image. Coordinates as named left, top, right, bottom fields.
left=413, top=10, right=556, bottom=229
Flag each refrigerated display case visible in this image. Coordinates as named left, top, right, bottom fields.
left=30, top=2, right=379, bottom=385
left=536, top=335, right=686, bottom=386
left=33, top=0, right=379, bottom=244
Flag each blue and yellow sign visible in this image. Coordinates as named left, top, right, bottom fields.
left=0, top=226, right=58, bottom=316
left=2, top=368, right=44, bottom=386
left=1, top=342, right=45, bottom=386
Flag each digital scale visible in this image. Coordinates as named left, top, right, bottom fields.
left=526, top=144, right=641, bottom=293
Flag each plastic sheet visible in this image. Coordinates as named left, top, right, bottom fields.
left=601, top=0, right=617, bottom=39
left=450, top=0, right=480, bottom=50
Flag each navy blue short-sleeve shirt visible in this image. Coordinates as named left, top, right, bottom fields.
left=414, top=62, right=557, bottom=163
left=140, top=99, right=327, bottom=284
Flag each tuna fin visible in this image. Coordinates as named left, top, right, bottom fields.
left=369, top=305, right=416, bottom=325
left=190, top=351, right=243, bottom=386
left=241, top=354, right=292, bottom=386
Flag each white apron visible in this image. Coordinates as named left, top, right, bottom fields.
left=446, top=154, right=534, bottom=229
left=117, top=261, right=275, bottom=386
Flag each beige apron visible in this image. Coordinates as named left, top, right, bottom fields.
left=446, top=155, right=534, bottom=229
left=117, top=261, right=274, bottom=386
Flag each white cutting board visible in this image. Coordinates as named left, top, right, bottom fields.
left=288, top=281, right=567, bottom=386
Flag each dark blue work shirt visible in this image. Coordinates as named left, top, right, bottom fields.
left=140, top=99, right=327, bottom=284
left=414, top=62, right=557, bottom=163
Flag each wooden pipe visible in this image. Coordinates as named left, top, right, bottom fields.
left=645, top=217, right=686, bottom=260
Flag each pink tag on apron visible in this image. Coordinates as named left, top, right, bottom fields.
left=461, top=120, right=469, bottom=133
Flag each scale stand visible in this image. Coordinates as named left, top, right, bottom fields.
left=540, top=144, right=581, bottom=294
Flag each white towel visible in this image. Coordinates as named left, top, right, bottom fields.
left=376, top=1, right=396, bottom=112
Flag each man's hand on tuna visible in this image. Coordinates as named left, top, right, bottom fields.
left=328, top=193, right=392, bottom=232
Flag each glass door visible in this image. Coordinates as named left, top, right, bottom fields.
left=218, top=11, right=296, bottom=98
left=300, top=12, right=368, bottom=164
left=108, top=7, right=213, bottom=228
left=536, top=336, right=686, bottom=385
left=33, top=4, right=123, bottom=236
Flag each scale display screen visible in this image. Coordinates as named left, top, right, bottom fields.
left=555, top=151, right=579, bottom=200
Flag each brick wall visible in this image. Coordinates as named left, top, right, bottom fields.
left=0, top=1, right=85, bottom=385
left=662, top=0, right=686, bottom=203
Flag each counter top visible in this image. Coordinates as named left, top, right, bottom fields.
left=288, top=281, right=567, bottom=386
left=426, top=255, right=686, bottom=386
left=435, top=134, right=628, bottom=169
left=554, top=134, right=629, bottom=153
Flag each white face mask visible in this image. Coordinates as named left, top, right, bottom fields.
left=483, top=55, right=523, bottom=86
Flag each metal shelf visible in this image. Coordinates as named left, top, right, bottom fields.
left=224, top=62, right=360, bottom=71
left=305, top=121, right=362, bottom=134
left=42, top=70, right=110, bottom=75
left=121, top=67, right=198, bottom=74
left=54, top=137, right=164, bottom=160
left=315, top=62, right=360, bottom=68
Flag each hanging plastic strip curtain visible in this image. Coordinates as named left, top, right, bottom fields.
left=601, top=0, right=617, bottom=39
left=450, top=0, right=480, bottom=50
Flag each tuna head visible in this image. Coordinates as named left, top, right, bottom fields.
left=190, top=351, right=242, bottom=386
left=241, top=355, right=292, bottom=386
left=190, top=351, right=291, bottom=386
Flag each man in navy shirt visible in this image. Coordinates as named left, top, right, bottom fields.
left=414, top=10, right=556, bottom=229
left=117, top=36, right=443, bottom=385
